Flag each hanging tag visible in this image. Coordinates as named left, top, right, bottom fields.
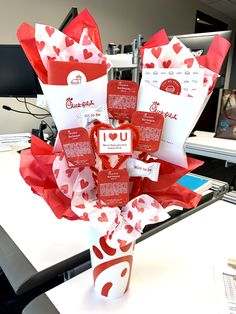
left=98, top=129, right=133, bottom=155
left=97, top=169, right=129, bottom=207
left=107, top=80, right=138, bottom=120
left=131, top=111, right=164, bottom=153
left=59, top=127, right=95, bottom=168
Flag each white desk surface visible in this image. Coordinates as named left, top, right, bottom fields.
left=185, top=131, right=236, bottom=163
left=46, top=200, right=236, bottom=314
left=0, top=143, right=89, bottom=272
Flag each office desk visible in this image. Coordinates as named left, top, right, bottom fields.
left=46, top=200, right=236, bottom=314
left=0, top=144, right=89, bottom=296
left=185, top=131, right=236, bottom=163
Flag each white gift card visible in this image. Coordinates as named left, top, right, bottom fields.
left=98, top=129, right=132, bottom=155
left=137, top=80, right=209, bottom=168
left=142, top=68, right=206, bottom=98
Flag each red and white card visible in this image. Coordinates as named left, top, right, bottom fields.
left=107, top=80, right=138, bottom=120
left=131, top=111, right=164, bottom=153
left=97, top=169, right=129, bottom=207
left=59, top=127, right=95, bottom=168
left=98, top=129, right=133, bottom=155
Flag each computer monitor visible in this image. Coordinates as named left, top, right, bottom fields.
left=169, top=30, right=233, bottom=133
left=0, top=44, right=42, bottom=98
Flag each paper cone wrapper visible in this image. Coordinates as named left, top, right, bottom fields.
left=89, top=227, right=135, bottom=299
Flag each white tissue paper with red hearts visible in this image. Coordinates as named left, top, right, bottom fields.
left=34, top=24, right=110, bottom=152
left=138, top=36, right=218, bottom=168
left=53, top=154, right=170, bottom=247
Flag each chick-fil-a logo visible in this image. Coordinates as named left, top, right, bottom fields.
left=66, top=97, right=94, bottom=109
left=149, top=101, right=178, bottom=120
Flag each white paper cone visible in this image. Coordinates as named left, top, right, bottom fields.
left=88, top=227, right=135, bottom=299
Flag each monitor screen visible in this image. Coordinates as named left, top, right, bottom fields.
left=0, top=44, right=42, bottom=98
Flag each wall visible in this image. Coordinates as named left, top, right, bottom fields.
left=0, top=0, right=236, bottom=134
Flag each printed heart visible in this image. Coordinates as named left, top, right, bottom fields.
left=53, top=169, right=59, bottom=179
left=82, top=35, right=91, bottom=45
left=82, top=192, right=89, bottom=201
left=151, top=47, right=162, bottom=59
left=127, top=210, right=133, bottom=220
left=137, top=207, right=145, bottom=213
left=36, top=41, right=45, bottom=51
left=138, top=198, right=145, bottom=204
left=132, top=199, right=138, bottom=208
left=115, top=215, right=119, bottom=225
left=83, top=49, right=93, bottom=59
left=173, top=43, right=182, bottom=54
left=60, top=184, right=68, bottom=194
left=53, top=46, right=60, bottom=56
left=125, top=225, right=133, bottom=234
left=59, top=153, right=64, bottom=161
left=135, top=220, right=142, bottom=232
left=47, top=56, right=56, bottom=61
left=118, top=239, right=127, bottom=248
left=69, top=56, right=78, bottom=62
left=78, top=212, right=89, bottom=221
left=99, top=53, right=106, bottom=60
left=65, top=36, right=74, bottom=47
left=75, top=203, right=85, bottom=209
left=80, top=179, right=89, bottom=190
left=98, top=212, right=108, bottom=222
left=90, top=123, right=140, bottom=170
left=145, top=62, right=155, bottom=68
left=163, top=60, right=171, bottom=68
left=109, top=133, right=117, bottom=141
left=184, top=58, right=194, bottom=68
left=66, top=168, right=74, bottom=178
left=45, top=25, right=55, bottom=37
left=102, top=59, right=111, bottom=69
left=150, top=215, right=159, bottom=222
left=203, top=77, right=208, bottom=84
left=151, top=200, right=160, bottom=209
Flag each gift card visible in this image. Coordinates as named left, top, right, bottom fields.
left=97, top=169, right=129, bottom=207
left=98, top=129, right=133, bottom=155
left=59, top=127, right=95, bottom=168
left=107, top=80, right=138, bottom=120
left=131, top=111, right=164, bottom=152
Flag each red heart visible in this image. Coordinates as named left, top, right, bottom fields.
left=53, top=46, right=60, bottom=56
left=163, top=60, right=171, bottom=68
left=150, top=215, right=159, bottom=222
left=132, top=199, right=138, bottom=208
left=115, top=215, right=119, bottom=224
left=83, top=49, right=93, bottom=59
left=80, top=179, right=89, bottom=190
left=118, top=239, right=127, bottom=248
left=36, top=41, right=45, bottom=51
left=145, top=62, right=155, bottom=68
left=125, top=225, right=133, bottom=234
left=137, top=207, right=145, bottom=213
left=173, top=43, right=182, bottom=54
left=78, top=212, right=89, bottom=221
left=90, top=123, right=140, bottom=170
left=109, top=133, right=117, bottom=141
left=45, top=25, right=55, bottom=37
left=203, top=77, right=208, bottom=84
left=75, top=204, right=85, bottom=209
left=82, top=192, right=89, bottom=201
left=47, top=56, right=56, bottom=61
left=53, top=169, right=59, bottom=179
left=98, top=212, right=108, bottom=222
left=184, top=58, right=194, bottom=68
left=135, top=220, right=142, bottom=232
left=127, top=210, right=133, bottom=220
left=66, top=169, right=74, bottom=178
left=138, top=198, right=145, bottom=204
left=151, top=47, right=162, bottom=59
left=69, top=56, right=78, bottom=62
left=60, top=184, right=68, bottom=194
left=82, top=35, right=91, bottom=45
left=65, top=36, right=74, bottom=47
left=102, top=59, right=111, bottom=69
left=151, top=200, right=160, bottom=209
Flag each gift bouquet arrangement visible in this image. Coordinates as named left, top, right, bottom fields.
left=17, top=9, right=230, bottom=299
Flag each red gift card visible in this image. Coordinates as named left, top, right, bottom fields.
left=98, top=129, right=133, bottom=155
left=97, top=169, right=129, bottom=207
left=131, top=111, right=164, bottom=153
left=59, top=127, right=95, bottom=168
left=107, top=80, right=138, bottom=120
left=48, top=61, right=107, bottom=85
